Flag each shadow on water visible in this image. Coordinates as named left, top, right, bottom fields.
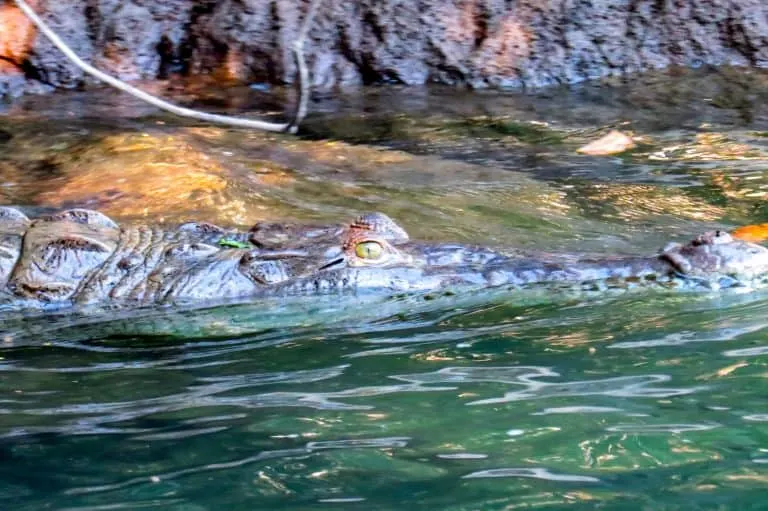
left=3, top=68, right=768, bottom=509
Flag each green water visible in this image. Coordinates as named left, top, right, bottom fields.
left=5, top=292, right=768, bottom=510
left=3, top=68, right=768, bottom=509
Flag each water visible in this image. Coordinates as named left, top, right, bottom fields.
left=2, top=68, right=768, bottom=509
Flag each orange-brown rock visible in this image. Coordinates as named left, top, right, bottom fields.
left=0, top=2, right=36, bottom=65
left=35, top=133, right=251, bottom=224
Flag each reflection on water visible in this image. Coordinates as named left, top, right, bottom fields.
left=3, top=68, right=768, bottom=509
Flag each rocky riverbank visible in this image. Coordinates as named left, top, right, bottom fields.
left=1, top=0, right=767, bottom=99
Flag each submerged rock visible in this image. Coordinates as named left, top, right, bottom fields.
left=577, top=130, right=636, bottom=156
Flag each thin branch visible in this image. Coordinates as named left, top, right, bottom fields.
left=288, top=0, right=323, bottom=133
left=12, top=0, right=323, bottom=132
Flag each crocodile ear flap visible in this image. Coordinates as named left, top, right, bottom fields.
left=660, top=242, right=693, bottom=274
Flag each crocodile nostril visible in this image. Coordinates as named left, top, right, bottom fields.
left=117, top=254, right=142, bottom=270
left=239, top=250, right=263, bottom=265
left=242, top=260, right=290, bottom=285
left=165, top=243, right=218, bottom=259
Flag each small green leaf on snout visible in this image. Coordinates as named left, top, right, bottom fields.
left=218, top=239, right=251, bottom=249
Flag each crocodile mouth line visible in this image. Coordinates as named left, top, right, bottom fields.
left=318, top=257, right=345, bottom=271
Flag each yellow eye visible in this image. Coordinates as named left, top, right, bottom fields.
left=355, top=241, right=384, bottom=260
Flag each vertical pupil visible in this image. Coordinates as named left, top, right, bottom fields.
left=356, top=241, right=382, bottom=259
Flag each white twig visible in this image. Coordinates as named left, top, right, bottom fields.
left=288, top=0, right=323, bottom=133
left=12, top=0, right=322, bottom=132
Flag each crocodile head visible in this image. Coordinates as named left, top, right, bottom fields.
left=272, top=215, right=514, bottom=295
left=165, top=216, right=768, bottom=302
left=164, top=213, right=419, bottom=301
left=166, top=212, right=511, bottom=301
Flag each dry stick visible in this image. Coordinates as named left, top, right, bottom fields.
left=288, top=0, right=323, bottom=132
left=12, top=0, right=322, bottom=133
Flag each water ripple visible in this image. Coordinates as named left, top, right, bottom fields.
left=306, top=437, right=410, bottom=449
left=0, top=368, right=455, bottom=438
left=131, top=425, right=230, bottom=441
left=604, top=423, right=720, bottom=433
left=724, top=346, right=768, bottom=357
left=742, top=415, right=768, bottom=422
left=610, top=323, right=768, bottom=349
left=194, top=364, right=350, bottom=387
left=532, top=406, right=626, bottom=415
left=462, top=467, right=601, bottom=483
left=391, top=367, right=703, bottom=404
left=66, top=437, right=411, bottom=496
left=317, top=497, right=366, bottom=503
left=392, top=366, right=559, bottom=384
left=436, top=453, right=489, bottom=459
left=59, top=499, right=187, bottom=511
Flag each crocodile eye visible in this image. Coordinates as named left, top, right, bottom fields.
left=355, top=241, right=383, bottom=260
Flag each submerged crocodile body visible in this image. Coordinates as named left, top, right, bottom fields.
left=1, top=206, right=768, bottom=313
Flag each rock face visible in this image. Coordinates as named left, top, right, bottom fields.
left=1, top=0, right=767, bottom=98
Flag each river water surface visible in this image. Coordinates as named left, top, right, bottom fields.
left=2, top=68, right=768, bottom=509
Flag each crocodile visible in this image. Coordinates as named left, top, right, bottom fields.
left=1, top=206, right=768, bottom=314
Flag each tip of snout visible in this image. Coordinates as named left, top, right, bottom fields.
left=660, top=231, right=768, bottom=281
